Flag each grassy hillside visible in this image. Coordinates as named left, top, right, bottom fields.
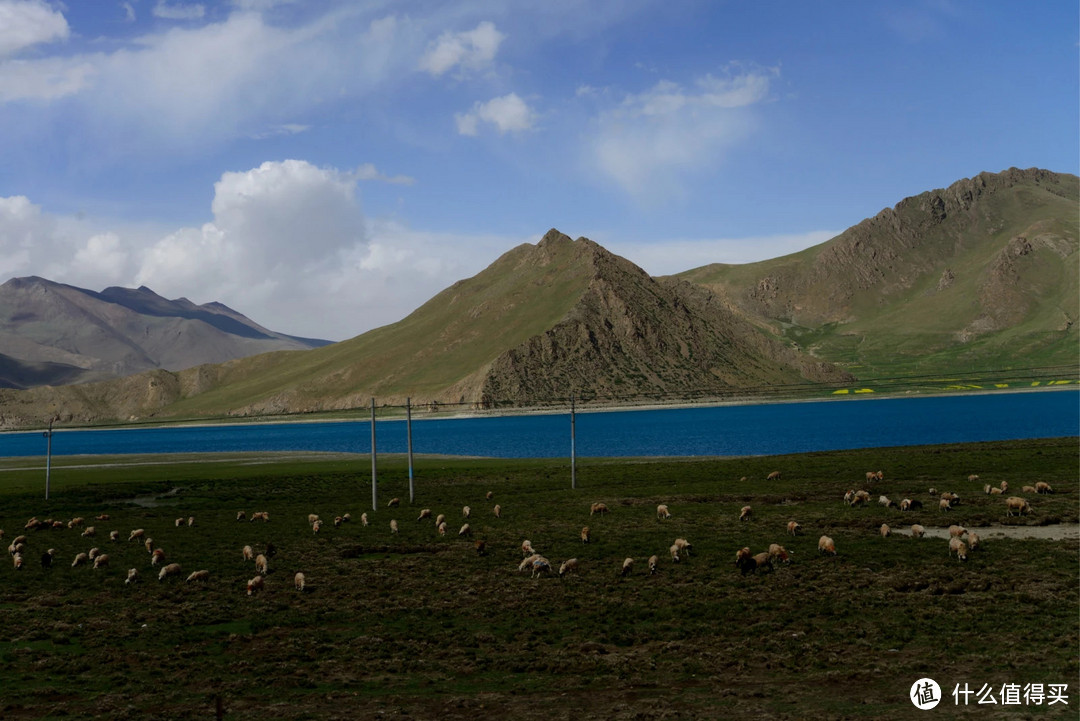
left=0, top=440, right=1075, bottom=718
left=678, top=168, right=1079, bottom=378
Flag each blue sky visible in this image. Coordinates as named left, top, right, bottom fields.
left=0, top=0, right=1076, bottom=340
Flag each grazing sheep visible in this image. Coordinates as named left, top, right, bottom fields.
left=866, top=470, right=884, bottom=482
left=360, top=513, right=369, bottom=527
left=941, top=492, right=960, bottom=505
left=854, top=490, right=871, bottom=506
left=948, top=525, right=967, bottom=538
left=880, top=524, right=891, bottom=538
left=590, top=502, right=609, bottom=516
left=929, top=488, right=937, bottom=496
left=899, top=498, right=911, bottom=511
left=13, top=553, right=23, bottom=570
left=580, top=527, right=590, bottom=544
left=437, top=522, right=447, bottom=536
left=125, top=568, right=139, bottom=584
left=620, top=558, right=634, bottom=577
left=11, top=534, right=26, bottom=547
left=518, top=554, right=542, bottom=572
left=967, top=474, right=980, bottom=483
left=151, top=548, right=165, bottom=566
left=71, top=552, right=89, bottom=568
left=493, top=505, right=501, bottom=519
left=787, top=521, right=801, bottom=536
left=989, top=487, right=1003, bottom=496
left=247, top=576, right=264, bottom=596
left=387, top=498, right=400, bottom=508
left=67, top=517, right=84, bottom=529
left=1022, top=485, right=1037, bottom=494
left=81, top=526, right=96, bottom=538
left=145, top=538, right=155, bottom=554
left=237, top=511, right=246, bottom=521
left=669, top=544, right=680, bottom=563
left=128, top=529, right=145, bottom=542
left=249, top=511, right=269, bottom=522
left=843, top=490, right=855, bottom=505
left=255, top=554, right=268, bottom=575
left=656, top=504, right=671, bottom=520
left=738, top=552, right=773, bottom=575
left=878, top=495, right=892, bottom=508
left=312, top=520, right=322, bottom=534
left=649, top=555, right=660, bottom=574
left=768, top=544, right=790, bottom=562
left=474, top=540, right=487, bottom=556
left=673, top=538, right=693, bottom=556
left=435, top=514, right=446, bottom=527
left=109, top=530, right=120, bottom=542
left=458, top=523, right=471, bottom=537
left=939, top=499, right=952, bottom=512
left=486, top=491, right=494, bottom=500
left=462, top=506, right=471, bottom=519
left=966, top=531, right=981, bottom=551
left=175, top=517, right=185, bottom=527
left=818, top=536, right=836, bottom=556
left=183, top=516, right=193, bottom=527
left=983, top=484, right=991, bottom=495
left=186, top=570, right=209, bottom=583
left=95, top=514, right=110, bottom=521
left=521, top=540, right=535, bottom=557
left=158, top=563, right=182, bottom=581
left=88, top=547, right=101, bottom=560
left=767, top=471, right=782, bottom=480
left=911, top=524, right=925, bottom=538
left=342, top=513, right=351, bottom=523
left=948, top=537, right=968, bottom=562
left=417, top=509, right=432, bottom=521
left=308, top=513, right=320, bottom=524
left=334, top=516, right=342, bottom=527
left=734, top=547, right=752, bottom=566
left=1005, top=497, right=1030, bottom=516
left=294, top=572, right=306, bottom=591
left=557, top=558, right=577, bottom=577
left=1035, top=482, right=1053, bottom=494
left=390, top=520, right=399, bottom=534
left=243, top=545, right=254, bottom=561
left=739, top=506, right=752, bottom=522
left=999, top=481, right=1008, bottom=492
left=531, top=556, right=552, bottom=578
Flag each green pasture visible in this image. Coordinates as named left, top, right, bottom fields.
left=0, top=439, right=1076, bottom=719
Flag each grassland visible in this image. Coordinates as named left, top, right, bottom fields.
left=0, top=439, right=1076, bottom=719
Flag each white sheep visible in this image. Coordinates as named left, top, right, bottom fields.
left=387, top=498, right=400, bottom=508
left=145, top=538, right=154, bottom=554
left=649, top=555, right=660, bottom=574
left=521, top=540, right=535, bottom=557
left=417, top=509, right=432, bottom=521
left=669, top=544, right=680, bottom=563
left=768, top=543, right=790, bottom=562
left=948, top=525, right=966, bottom=538
left=558, top=558, right=578, bottom=577
left=243, top=545, right=254, bottom=561
left=787, top=521, right=801, bottom=536
left=657, top=504, right=671, bottom=520
left=390, top=519, right=399, bottom=534
left=109, top=530, right=120, bottom=542
left=739, top=505, right=752, bottom=521
left=308, top=513, right=320, bottom=524
left=13, top=553, right=23, bottom=570
left=236, top=511, right=246, bottom=521
left=1005, top=497, right=1030, bottom=516
left=125, top=568, right=139, bottom=584
left=247, top=576, right=264, bottom=596
left=334, top=516, right=342, bottom=527
left=1035, top=482, right=1052, bottom=494
left=186, top=570, right=209, bottom=583
left=673, top=538, right=692, bottom=556
left=966, top=531, right=981, bottom=551
left=948, top=537, right=968, bottom=562
left=518, top=553, right=541, bottom=572
left=620, top=557, right=634, bottom=577
left=158, top=563, right=182, bottom=581
left=71, top=552, right=89, bottom=568
left=81, top=526, right=96, bottom=538
left=939, top=498, right=952, bottom=512
left=911, top=524, right=925, bottom=538
left=88, top=547, right=101, bottom=560
left=458, top=523, right=471, bottom=537
left=493, top=505, right=501, bottom=519
left=151, top=548, right=165, bottom=566
left=818, top=536, right=836, bottom=556
left=342, top=513, right=352, bottom=523
left=187, top=516, right=195, bottom=527
left=360, top=512, right=369, bottom=527
left=767, top=471, right=782, bottom=480
left=486, top=491, right=494, bottom=500
left=531, top=557, right=552, bottom=578
left=128, top=528, right=145, bottom=542
left=255, top=554, right=268, bottom=575
left=437, top=521, right=447, bottom=536
left=590, top=502, right=608, bottom=516
left=175, top=517, right=184, bottom=527
left=312, top=520, right=322, bottom=534
left=462, top=506, right=471, bottom=519
left=294, top=572, right=306, bottom=591
left=580, top=527, right=590, bottom=544
left=880, top=524, right=891, bottom=538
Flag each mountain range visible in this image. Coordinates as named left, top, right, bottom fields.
left=0, top=167, right=1074, bottom=429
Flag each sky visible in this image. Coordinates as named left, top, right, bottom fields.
left=0, top=0, right=1076, bottom=341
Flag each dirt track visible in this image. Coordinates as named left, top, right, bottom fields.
left=902, top=523, right=1079, bottom=542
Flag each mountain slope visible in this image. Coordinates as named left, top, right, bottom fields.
left=0, top=278, right=329, bottom=389
left=676, top=168, right=1079, bottom=376
left=0, top=231, right=850, bottom=427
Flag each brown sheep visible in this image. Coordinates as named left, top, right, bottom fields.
left=186, top=570, right=210, bottom=583
left=580, top=527, right=590, bottom=544
left=474, top=540, right=486, bottom=556
left=590, top=502, right=608, bottom=516
left=734, top=547, right=752, bottom=566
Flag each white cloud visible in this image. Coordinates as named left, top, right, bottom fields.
left=71, top=232, right=131, bottom=284
left=122, top=3, right=136, bottom=23
left=0, top=55, right=96, bottom=101
left=0, top=0, right=68, bottom=57
left=152, top=2, right=206, bottom=21
left=354, top=163, right=415, bottom=185
left=588, top=66, right=777, bottom=198
left=456, top=92, right=536, bottom=136
left=419, top=20, right=503, bottom=76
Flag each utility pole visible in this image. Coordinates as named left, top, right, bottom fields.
left=406, top=397, right=415, bottom=504
left=370, top=398, right=378, bottom=511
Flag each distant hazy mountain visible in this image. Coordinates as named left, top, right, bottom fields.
left=677, top=167, right=1078, bottom=377
left=0, top=277, right=330, bottom=390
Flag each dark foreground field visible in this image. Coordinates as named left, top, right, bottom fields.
left=0, top=439, right=1076, bottom=720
